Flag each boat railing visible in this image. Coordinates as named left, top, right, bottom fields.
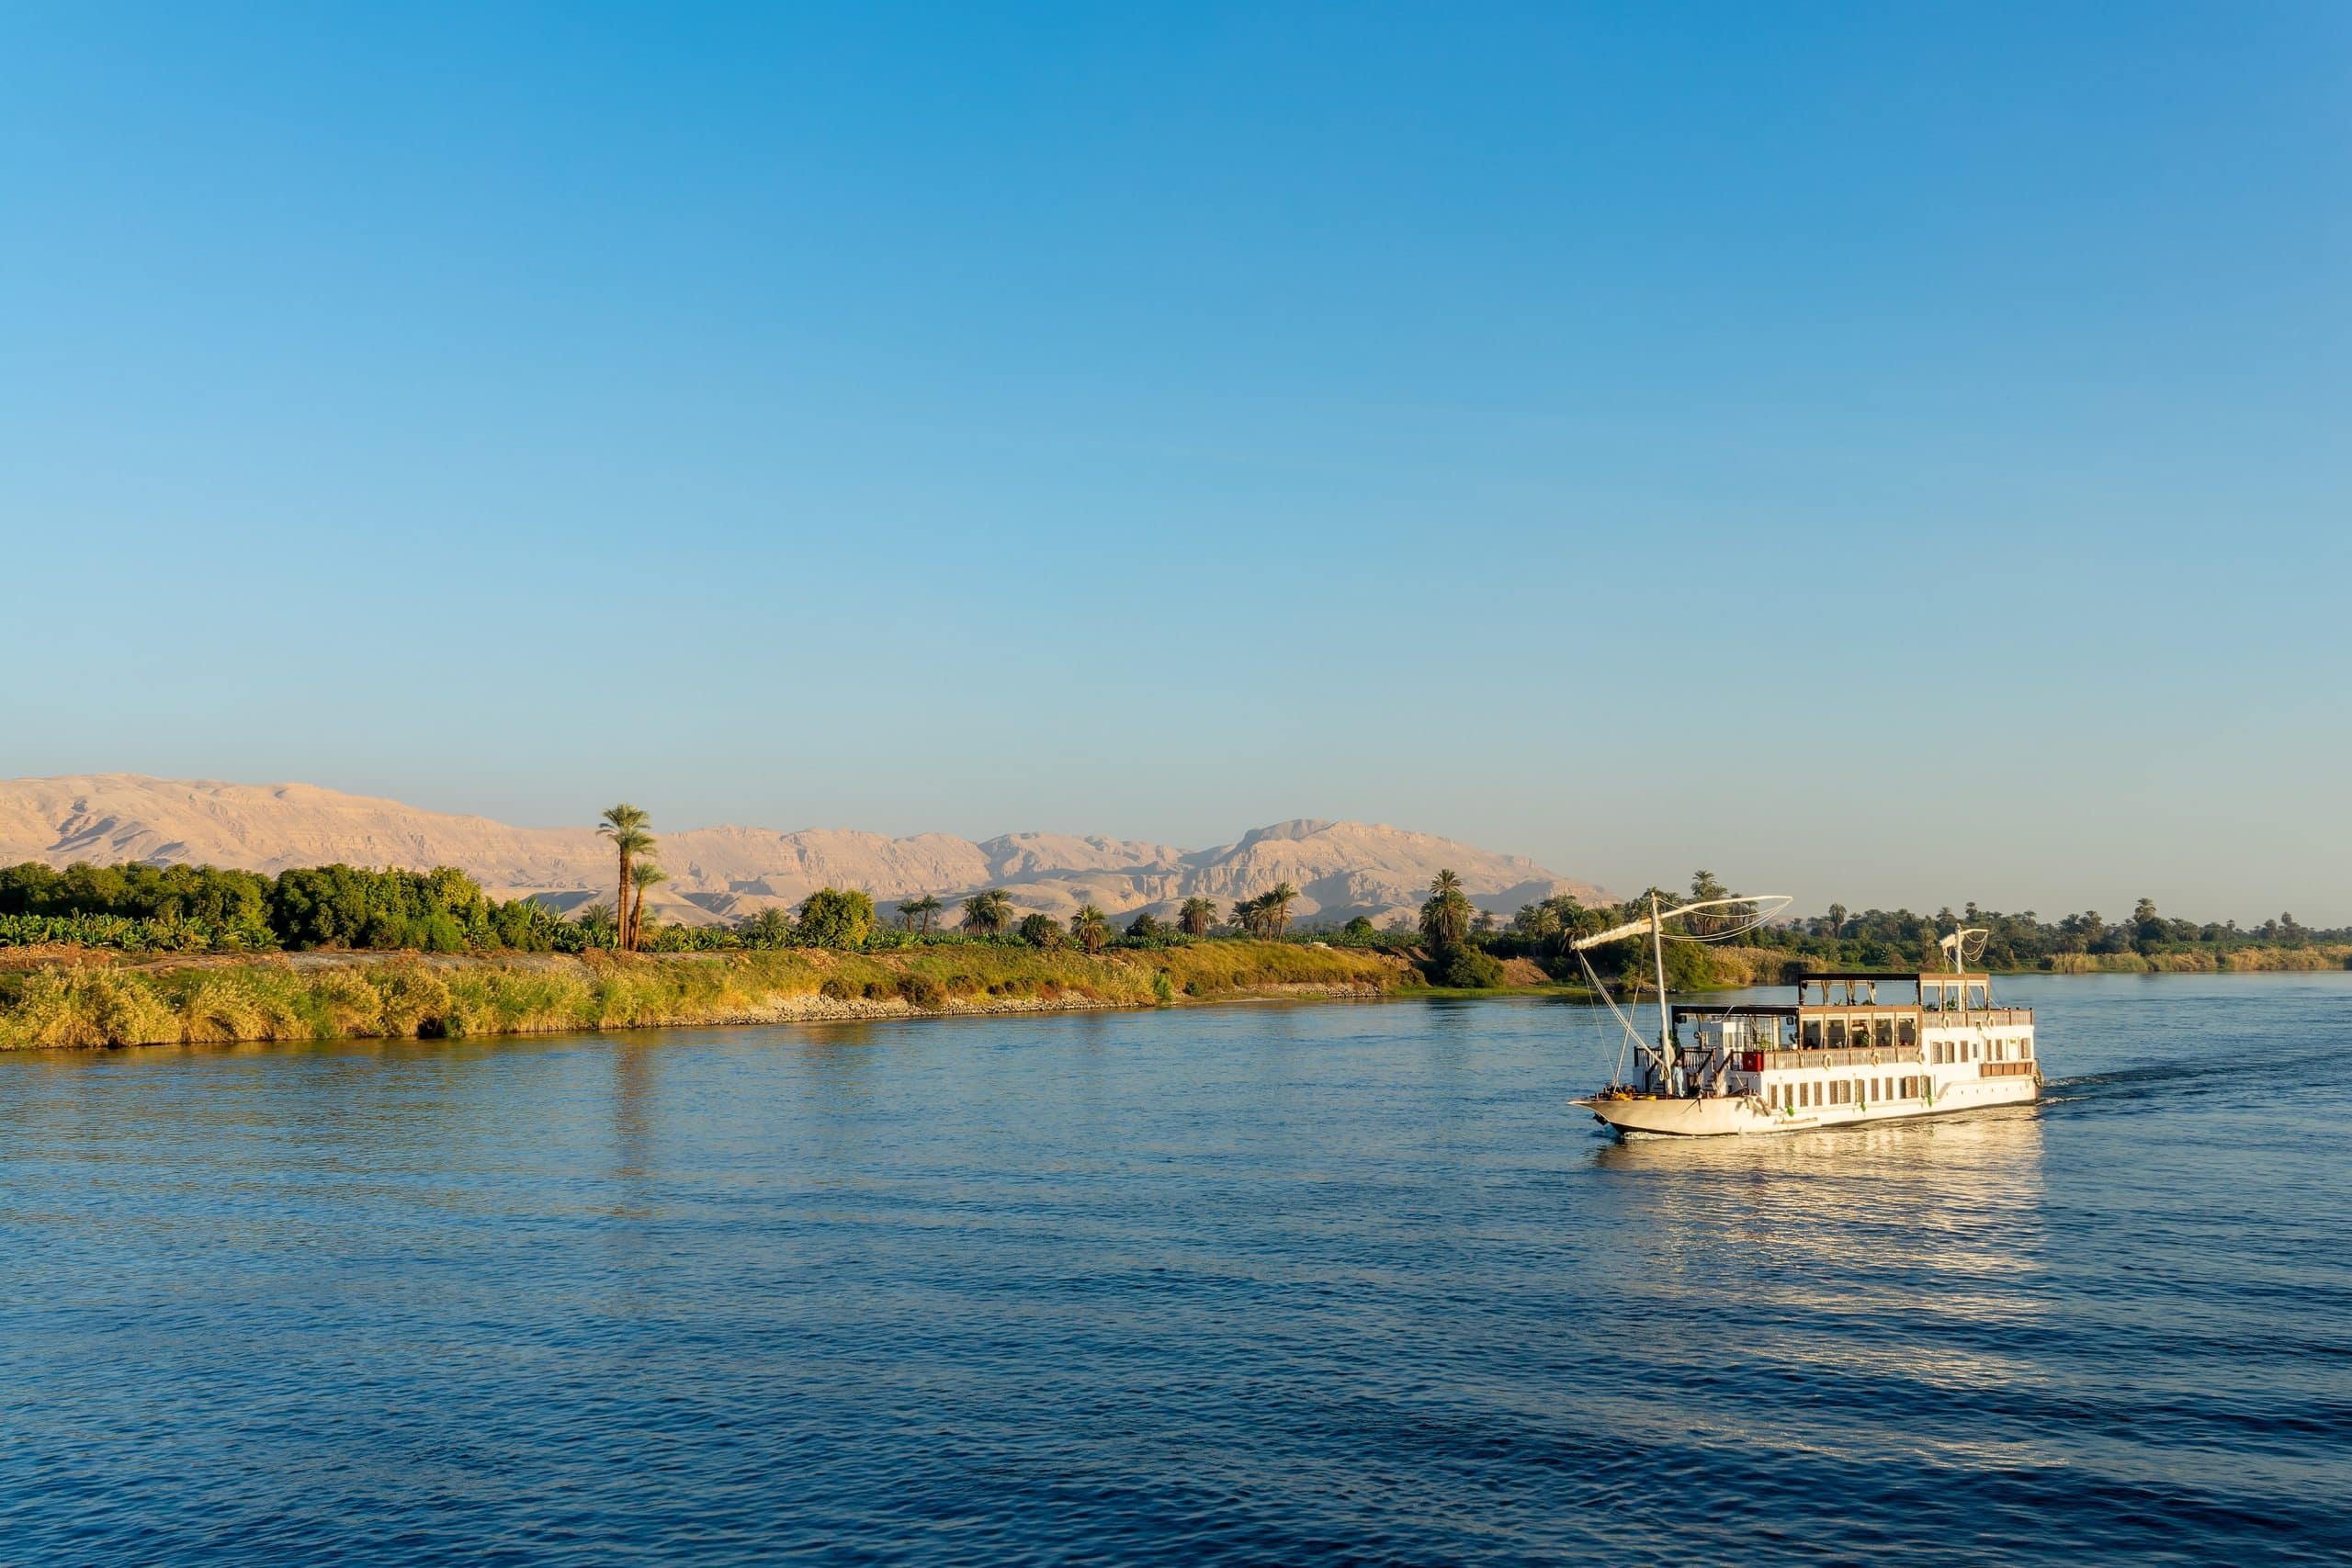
left=1920, top=1007, right=2034, bottom=1028
left=1754, top=1045, right=1926, bottom=1071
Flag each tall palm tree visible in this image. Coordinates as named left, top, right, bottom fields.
left=1178, top=897, right=1218, bottom=938
left=598, top=805, right=652, bottom=951
left=628, top=862, right=669, bottom=951
left=1070, top=903, right=1108, bottom=955
left=962, top=888, right=1013, bottom=936
left=1420, top=867, right=1472, bottom=948
left=902, top=894, right=943, bottom=935
left=1264, top=882, right=1299, bottom=938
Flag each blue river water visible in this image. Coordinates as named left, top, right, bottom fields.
left=2, top=971, right=2347, bottom=1564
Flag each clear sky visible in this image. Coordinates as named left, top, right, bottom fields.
left=4, top=3, right=2346, bottom=922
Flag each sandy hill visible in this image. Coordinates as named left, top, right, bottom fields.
left=0, top=774, right=1607, bottom=930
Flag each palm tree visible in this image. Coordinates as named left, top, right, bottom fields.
left=1264, top=881, right=1299, bottom=938
left=598, top=805, right=652, bottom=951
left=742, top=907, right=793, bottom=947
left=628, top=862, right=669, bottom=951
left=1420, top=868, right=1472, bottom=948
left=1178, top=897, right=1218, bottom=938
left=1071, top=903, right=1108, bottom=954
left=902, top=894, right=943, bottom=935
left=962, top=888, right=1014, bottom=936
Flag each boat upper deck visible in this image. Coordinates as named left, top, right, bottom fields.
left=1670, top=970, right=2033, bottom=1057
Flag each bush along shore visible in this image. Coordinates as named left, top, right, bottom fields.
left=0, top=942, right=1430, bottom=1051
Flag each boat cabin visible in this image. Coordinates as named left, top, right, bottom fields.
left=1644, top=971, right=2035, bottom=1100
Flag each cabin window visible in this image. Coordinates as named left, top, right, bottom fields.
left=1803, top=1021, right=1822, bottom=1048
left=1897, top=1019, right=1917, bottom=1048
left=2019, top=1039, right=2033, bottom=1059
left=1826, top=1021, right=1847, bottom=1049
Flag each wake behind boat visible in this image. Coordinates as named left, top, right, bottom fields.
left=1569, top=900, right=2041, bottom=1137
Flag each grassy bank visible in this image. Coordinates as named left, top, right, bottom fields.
left=2037, top=944, right=2352, bottom=975
left=0, top=941, right=1426, bottom=1050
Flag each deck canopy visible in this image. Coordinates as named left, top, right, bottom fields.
left=1802, top=970, right=1987, bottom=983
left=1670, top=1003, right=1799, bottom=1019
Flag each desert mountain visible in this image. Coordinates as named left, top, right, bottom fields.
left=0, top=774, right=1606, bottom=930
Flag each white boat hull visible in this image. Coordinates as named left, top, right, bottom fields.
left=1575, top=1074, right=2038, bottom=1138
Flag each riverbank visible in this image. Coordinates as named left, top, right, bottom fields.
left=1689, top=943, right=2352, bottom=984
left=0, top=942, right=1434, bottom=1050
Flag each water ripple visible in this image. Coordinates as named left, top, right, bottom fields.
left=2, top=974, right=2348, bottom=1563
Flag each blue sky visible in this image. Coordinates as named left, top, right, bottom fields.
left=4, top=3, right=2346, bottom=920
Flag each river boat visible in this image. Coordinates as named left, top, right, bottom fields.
left=1567, top=898, right=2041, bottom=1138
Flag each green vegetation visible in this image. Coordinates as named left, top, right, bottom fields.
left=1227, top=882, right=1301, bottom=939
left=1484, top=873, right=2352, bottom=987
left=962, top=889, right=1014, bottom=936
left=0, top=940, right=1419, bottom=1050
left=795, top=887, right=876, bottom=951
left=0, top=860, right=572, bottom=954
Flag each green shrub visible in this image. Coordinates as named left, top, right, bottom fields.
left=1435, top=946, right=1505, bottom=988
left=902, top=972, right=947, bottom=1010
left=797, top=888, right=876, bottom=951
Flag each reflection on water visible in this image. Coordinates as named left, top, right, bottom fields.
left=0, top=975, right=2346, bottom=1565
